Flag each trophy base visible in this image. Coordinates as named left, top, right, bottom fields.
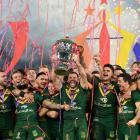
left=55, top=69, right=68, bottom=75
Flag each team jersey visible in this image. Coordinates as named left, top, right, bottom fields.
left=93, top=77, right=119, bottom=118
left=0, top=88, right=15, bottom=130
left=118, top=90, right=140, bottom=122
left=61, top=84, right=89, bottom=120
left=15, top=92, right=43, bottom=123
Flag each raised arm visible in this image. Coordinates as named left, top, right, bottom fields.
left=50, top=55, right=63, bottom=90
left=73, top=54, right=92, bottom=89
left=86, top=53, right=103, bottom=79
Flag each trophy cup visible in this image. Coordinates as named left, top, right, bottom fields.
left=52, top=39, right=80, bottom=75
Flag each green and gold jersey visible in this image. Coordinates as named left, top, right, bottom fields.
left=37, top=88, right=49, bottom=122
left=45, top=92, right=60, bottom=111
left=61, top=84, right=89, bottom=120
left=93, top=77, right=119, bottom=118
left=0, top=89, right=15, bottom=130
left=15, top=92, right=43, bottom=123
left=45, top=93, right=60, bottom=126
left=118, top=90, right=140, bottom=122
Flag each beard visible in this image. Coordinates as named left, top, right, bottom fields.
left=69, top=80, right=78, bottom=88
left=17, top=83, right=28, bottom=90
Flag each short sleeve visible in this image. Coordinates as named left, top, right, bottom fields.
left=34, top=91, right=44, bottom=103
left=132, top=90, right=140, bottom=103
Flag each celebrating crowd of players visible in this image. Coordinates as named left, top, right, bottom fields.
left=0, top=54, right=140, bottom=140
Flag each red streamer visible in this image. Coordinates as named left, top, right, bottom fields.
left=0, top=40, right=9, bottom=60
left=70, top=0, right=79, bottom=27
left=3, top=43, right=14, bottom=70
left=0, top=30, right=7, bottom=50
left=5, top=21, right=29, bottom=74
left=100, top=0, right=108, bottom=4
left=99, top=10, right=110, bottom=65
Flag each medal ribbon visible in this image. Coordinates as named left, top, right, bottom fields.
left=0, top=90, right=9, bottom=104
left=0, top=92, right=4, bottom=104
left=119, top=93, right=130, bottom=106
left=98, top=82, right=113, bottom=96
left=66, top=88, right=79, bottom=101
left=15, top=97, right=27, bottom=107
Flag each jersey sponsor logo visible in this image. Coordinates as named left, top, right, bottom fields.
left=122, top=110, right=134, bottom=114
left=93, top=117, right=99, bottom=122
left=109, top=131, right=115, bottom=138
left=100, top=97, right=108, bottom=103
left=20, top=105, right=28, bottom=109
left=32, top=130, right=38, bottom=137
left=80, top=131, right=86, bottom=139
left=70, top=101, right=81, bottom=110
left=123, top=106, right=128, bottom=110
left=0, top=104, right=7, bottom=109
left=119, top=105, right=134, bottom=114
left=124, top=134, right=129, bottom=140
left=9, top=130, right=13, bottom=137
left=0, top=107, right=11, bottom=112
left=16, top=132, right=21, bottom=139
left=94, top=101, right=112, bottom=107
left=16, top=109, right=34, bottom=114
left=65, top=133, right=70, bottom=140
